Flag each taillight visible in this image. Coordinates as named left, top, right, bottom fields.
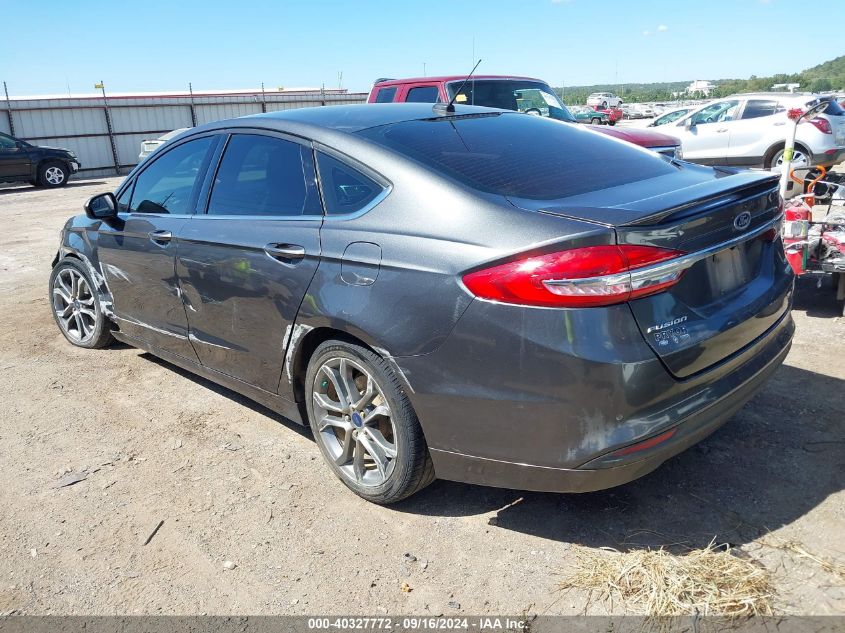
left=808, top=117, right=832, bottom=134
left=462, top=244, right=686, bottom=308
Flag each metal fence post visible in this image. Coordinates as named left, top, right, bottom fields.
left=97, top=81, right=120, bottom=175
left=3, top=81, right=15, bottom=136
left=261, top=82, right=267, bottom=113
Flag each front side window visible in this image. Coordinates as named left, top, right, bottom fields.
left=374, top=87, right=397, bottom=103
left=130, top=136, right=214, bottom=214
left=207, top=134, right=320, bottom=217
left=317, top=152, right=383, bottom=215
left=405, top=86, right=440, bottom=103
left=741, top=100, right=781, bottom=120
left=690, top=100, right=740, bottom=125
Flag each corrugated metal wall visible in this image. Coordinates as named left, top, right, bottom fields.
left=1, top=89, right=367, bottom=178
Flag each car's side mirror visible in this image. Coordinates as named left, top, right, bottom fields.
left=15, top=141, right=25, bottom=149
left=684, top=118, right=694, bottom=129
left=84, top=192, right=118, bottom=220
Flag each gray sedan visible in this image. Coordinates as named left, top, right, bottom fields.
left=50, top=104, right=793, bottom=503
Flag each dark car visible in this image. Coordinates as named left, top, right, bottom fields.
left=0, top=131, right=80, bottom=187
left=49, top=104, right=793, bottom=504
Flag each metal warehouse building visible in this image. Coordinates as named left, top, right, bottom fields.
left=1, top=87, right=367, bottom=178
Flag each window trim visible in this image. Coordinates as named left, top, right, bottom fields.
left=114, top=131, right=222, bottom=219
left=312, top=142, right=392, bottom=221
left=196, top=128, right=324, bottom=221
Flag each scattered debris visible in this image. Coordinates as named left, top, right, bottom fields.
left=558, top=541, right=775, bottom=616
left=448, top=601, right=461, bottom=610
left=54, top=472, right=87, bottom=489
left=223, top=560, right=237, bottom=570
left=142, top=520, right=165, bottom=546
left=223, top=442, right=242, bottom=452
left=172, top=438, right=183, bottom=450
left=400, top=582, right=412, bottom=593
left=761, top=537, right=845, bottom=581
left=30, top=549, right=37, bottom=558
left=101, top=480, right=116, bottom=490
left=403, top=553, right=417, bottom=563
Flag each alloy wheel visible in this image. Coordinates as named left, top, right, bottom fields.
left=312, top=357, right=397, bottom=487
left=52, top=267, right=97, bottom=343
left=45, top=166, right=66, bottom=185
left=773, top=148, right=810, bottom=170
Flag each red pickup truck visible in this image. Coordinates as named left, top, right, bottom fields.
left=368, top=75, right=680, bottom=158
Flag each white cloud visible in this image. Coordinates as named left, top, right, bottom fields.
left=642, top=30, right=651, bottom=36
left=657, top=24, right=668, bottom=31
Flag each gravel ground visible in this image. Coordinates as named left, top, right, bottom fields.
left=0, top=176, right=843, bottom=616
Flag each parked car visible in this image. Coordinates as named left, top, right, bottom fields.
left=50, top=104, right=793, bottom=503
left=592, top=105, right=623, bottom=125
left=650, top=107, right=693, bottom=127
left=0, top=131, right=80, bottom=187
left=368, top=76, right=679, bottom=157
left=631, top=103, right=656, bottom=118
left=573, top=106, right=609, bottom=125
left=587, top=92, right=623, bottom=108
left=138, top=128, right=190, bottom=162
left=668, top=93, right=845, bottom=169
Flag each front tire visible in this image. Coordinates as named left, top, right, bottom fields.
left=591, top=117, right=602, bottom=125
left=38, top=161, right=69, bottom=187
left=49, top=258, right=114, bottom=349
left=305, top=340, right=434, bottom=504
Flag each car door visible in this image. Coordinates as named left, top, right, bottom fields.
left=674, top=100, right=740, bottom=164
left=0, top=133, right=31, bottom=179
left=96, top=133, right=220, bottom=361
left=727, top=99, right=785, bottom=166
left=176, top=131, right=322, bottom=393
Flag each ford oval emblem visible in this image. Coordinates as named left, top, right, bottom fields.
left=733, top=211, right=752, bottom=231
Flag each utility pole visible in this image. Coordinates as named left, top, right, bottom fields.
left=96, top=80, right=120, bottom=175
left=188, top=82, right=198, bottom=126
left=3, top=81, right=14, bottom=137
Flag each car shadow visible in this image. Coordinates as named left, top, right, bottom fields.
left=391, top=364, right=845, bottom=552
left=792, top=273, right=844, bottom=318
left=0, top=180, right=108, bottom=195
left=137, top=352, right=311, bottom=439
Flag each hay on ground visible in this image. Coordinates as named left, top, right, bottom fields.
left=559, top=542, right=775, bottom=617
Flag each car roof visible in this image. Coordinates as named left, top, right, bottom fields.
left=197, top=103, right=507, bottom=135
left=372, top=75, right=542, bottom=87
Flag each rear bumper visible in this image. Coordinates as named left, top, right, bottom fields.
left=399, top=299, right=794, bottom=493
left=816, top=147, right=845, bottom=167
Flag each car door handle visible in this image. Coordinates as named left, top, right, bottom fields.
left=717, top=128, right=729, bottom=133
left=264, top=243, right=306, bottom=261
left=149, top=230, right=172, bottom=244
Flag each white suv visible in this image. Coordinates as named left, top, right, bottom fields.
left=668, top=93, right=845, bottom=170
left=586, top=92, right=622, bottom=108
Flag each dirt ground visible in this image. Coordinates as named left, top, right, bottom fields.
left=0, top=176, right=843, bottom=617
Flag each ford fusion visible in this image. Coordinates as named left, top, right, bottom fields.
left=50, top=104, right=794, bottom=504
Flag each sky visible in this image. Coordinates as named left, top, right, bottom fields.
left=1, top=0, right=842, bottom=97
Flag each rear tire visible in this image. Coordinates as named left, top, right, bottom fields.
left=305, top=340, right=434, bottom=504
left=591, top=117, right=602, bottom=125
left=38, top=161, right=69, bottom=188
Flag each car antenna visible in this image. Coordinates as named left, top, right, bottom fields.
left=434, top=59, right=482, bottom=115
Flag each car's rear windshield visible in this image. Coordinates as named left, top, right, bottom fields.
left=356, top=112, right=674, bottom=200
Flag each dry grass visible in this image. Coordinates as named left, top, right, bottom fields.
left=559, top=542, right=775, bottom=617
left=760, top=537, right=845, bottom=582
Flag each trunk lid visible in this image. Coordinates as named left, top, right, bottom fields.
left=510, top=168, right=792, bottom=378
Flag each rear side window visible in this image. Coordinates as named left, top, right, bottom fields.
left=130, top=136, right=213, bottom=214
left=0, top=133, right=16, bottom=149
left=317, top=152, right=383, bottom=215
left=742, top=100, right=782, bottom=120
left=374, top=87, right=397, bottom=103
left=406, top=86, right=440, bottom=103
left=357, top=113, right=674, bottom=200
left=207, top=134, right=321, bottom=217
